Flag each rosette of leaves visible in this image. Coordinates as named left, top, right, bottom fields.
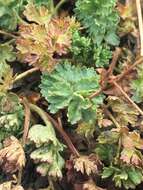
left=28, top=124, right=65, bottom=178
left=40, top=62, right=104, bottom=124
left=102, top=165, right=143, bottom=189
left=16, top=2, right=79, bottom=71
left=0, top=93, right=24, bottom=142
left=75, top=0, right=119, bottom=46
left=0, top=0, right=26, bottom=31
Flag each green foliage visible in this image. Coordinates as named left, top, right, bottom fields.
left=0, top=43, right=15, bottom=93
left=40, top=62, right=104, bottom=124
left=75, top=0, right=119, bottom=46
left=132, top=64, right=143, bottom=103
left=93, top=44, right=112, bottom=67
left=0, top=0, right=26, bottom=31
left=28, top=124, right=65, bottom=178
left=70, top=31, right=92, bottom=66
left=76, top=122, right=95, bottom=138
left=0, top=43, right=16, bottom=64
left=102, top=165, right=143, bottom=189
left=71, top=31, right=112, bottom=67
left=0, top=93, right=24, bottom=142
left=95, top=144, right=117, bottom=163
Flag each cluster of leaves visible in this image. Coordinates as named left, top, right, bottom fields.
left=0, top=0, right=143, bottom=190
left=0, top=93, right=24, bottom=142
left=75, top=0, right=119, bottom=45
left=73, top=0, right=119, bottom=68
left=28, top=124, right=65, bottom=178
left=40, top=62, right=104, bottom=124
left=16, top=2, right=79, bottom=71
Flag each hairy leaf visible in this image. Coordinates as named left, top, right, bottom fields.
left=28, top=124, right=58, bottom=147
left=28, top=123, right=65, bottom=178
left=75, top=0, right=119, bottom=46
left=40, top=62, right=104, bottom=124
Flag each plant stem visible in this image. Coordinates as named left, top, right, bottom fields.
left=47, top=113, right=80, bottom=157
left=116, top=57, right=143, bottom=81
left=104, top=106, right=121, bottom=128
left=0, top=30, right=18, bottom=39
left=114, top=137, right=122, bottom=164
left=29, top=103, right=52, bottom=127
left=107, top=48, right=122, bottom=76
left=136, top=0, right=143, bottom=56
left=29, top=103, right=80, bottom=157
left=54, top=0, right=67, bottom=15
left=21, top=98, right=31, bottom=146
left=13, top=68, right=39, bottom=83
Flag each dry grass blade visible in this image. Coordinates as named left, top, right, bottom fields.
left=136, top=0, right=143, bottom=56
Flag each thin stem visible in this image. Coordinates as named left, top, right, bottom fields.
left=89, top=88, right=103, bottom=99
left=29, top=103, right=80, bottom=157
left=17, top=168, right=23, bottom=185
left=48, top=177, right=55, bottom=190
left=13, top=68, right=39, bottom=83
left=107, top=48, right=122, bottom=76
left=114, top=137, right=122, bottom=164
left=0, top=30, right=18, bottom=39
left=29, top=103, right=52, bottom=127
left=112, top=81, right=143, bottom=115
left=53, top=0, right=67, bottom=15
left=136, top=0, right=143, bottom=56
left=22, top=98, right=31, bottom=146
left=104, top=106, right=121, bottom=128
left=46, top=113, right=80, bottom=157
left=116, top=57, right=143, bottom=81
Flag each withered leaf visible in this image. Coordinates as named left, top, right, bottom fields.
left=107, top=96, right=139, bottom=127
left=73, top=154, right=101, bottom=176
left=0, top=136, right=25, bottom=173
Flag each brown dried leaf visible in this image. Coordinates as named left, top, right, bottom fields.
left=0, top=136, right=25, bottom=173
left=0, top=181, right=24, bottom=190
left=17, top=4, right=79, bottom=71
left=73, top=154, right=101, bottom=176
left=120, top=148, right=143, bottom=166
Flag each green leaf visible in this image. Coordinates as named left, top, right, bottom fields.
left=75, top=0, right=119, bottom=46
left=40, top=62, right=104, bottom=124
left=132, top=64, right=143, bottom=103
left=0, top=43, right=16, bottom=64
left=0, top=0, right=25, bottom=31
left=0, top=93, right=24, bottom=141
left=127, top=167, right=143, bottom=185
left=28, top=124, right=58, bottom=147
left=102, top=166, right=114, bottom=178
